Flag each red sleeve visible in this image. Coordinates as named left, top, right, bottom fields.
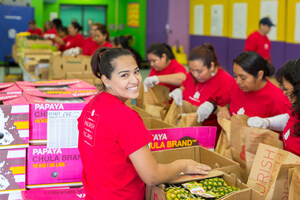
left=244, top=33, right=257, bottom=52
left=37, top=28, right=43, bottom=36
left=117, top=113, right=153, bottom=156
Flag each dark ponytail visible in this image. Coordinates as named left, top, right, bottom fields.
left=147, top=43, right=175, bottom=60
left=71, top=22, right=82, bottom=33
left=96, top=24, right=110, bottom=42
left=233, top=51, right=274, bottom=79
left=188, top=43, right=219, bottom=69
left=91, top=47, right=134, bottom=88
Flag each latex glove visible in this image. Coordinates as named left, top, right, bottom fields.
left=143, top=76, right=159, bottom=92
left=72, top=47, right=80, bottom=55
left=63, top=48, right=73, bottom=56
left=169, top=88, right=183, bottom=106
left=247, top=117, right=270, bottom=129
left=197, top=101, right=214, bottom=123
left=44, top=34, right=56, bottom=39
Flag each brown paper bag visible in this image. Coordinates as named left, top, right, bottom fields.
left=230, top=115, right=283, bottom=182
left=288, top=166, right=300, bottom=200
left=247, top=143, right=300, bottom=199
left=163, top=100, right=201, bottom=127
left=215, top=118, right=232, bottom=159
left=272, top=164, right=300, bottom=200
left=136, top=84, right=170, bottom=109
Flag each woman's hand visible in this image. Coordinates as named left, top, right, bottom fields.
left=182, top=159, right=211, bottom=175
left=217, top=106, right=231, bottom=120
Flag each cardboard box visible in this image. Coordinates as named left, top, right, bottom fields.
left=0, top=83, right=22, bottom=94
left=16, top=79, right=95, bottom=91
left=26, top=146, right=82, bottom=188
left=152, top=146, right=241, bottom=179
left=128, top=104, right=152, bottom=117
left=0, top=93, right=29, bottom=149
left=142, top=117, right=175, bottom=130
left=149, top=127, right=216, bottom=151
left=146, top=171, right=246, bottom=200
left=0, top=148, right=26, bottom=194
left=23, top=88, right=98, bottom=144
left=221, top=188, right=263, bottom=200
left=49, top=55, right=91, bottom=80
left=22, top=187, right=85, bottom=199
left=0, top=191, right=22, bottom=200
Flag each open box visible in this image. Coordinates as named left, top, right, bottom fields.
left=0, top=93, right=29, bottom=149
left=23, top=88, right=98, bottom=144
left=0, top=83, right=22, bottom=94
left=152, top=146, right=241, bottom=179
left=146, top=171, right=248, bottom=200
left=16, top=79, right=95, bottom=91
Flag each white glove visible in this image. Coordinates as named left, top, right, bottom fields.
left=169, top=88, right=183, bottom=106
left=197, top=101, right=214, bottom=123
left=44, top=34, right=56, bottom=39
left=247, top=113, right=289, bottom=131
left=247, top=117, right=270, bottom=129
left=63, top=47, right=80, bottom=56
left=143, top=76, right=159, bottom=92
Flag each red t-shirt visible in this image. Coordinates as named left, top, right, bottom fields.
left=244, top=31, right=271, bottom=61
left=44, top=28, right=57, bottom=35
left=283, top=114, right=300, bottom=157
left=149, top=59, right=186, bottom=91
left=78, top=92, right=153, bottom=200
left=27, top=28, right=43, bottom=36
left=63, top=34, right=84, bottom=50
left=182, top=68, right=235, bottom=107
left=228, top=80, right=291, bottom=117
left=83, top=39, right=113, bottom=56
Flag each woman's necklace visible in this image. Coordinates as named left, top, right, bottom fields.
left=193, top=82, right=208, bottom=100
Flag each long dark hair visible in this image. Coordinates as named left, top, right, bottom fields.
left=276, top=59, right=300, bottom=136
left=95, top=24, right=110, bottom=42
left=146, top=43, right=175, bottom=60
left=71, top=22, right=82, bottom=33
left=91, top=47, right=133, bottom=89
left=233, top=51, right=274, bottom=79
left=188, top=43, right=220, bottom=68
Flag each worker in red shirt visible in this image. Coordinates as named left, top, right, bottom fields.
left=77, top=47, right=211, bottom=200
left=44, top=18, right=62, bottom=39
left=244, top=17, right=275, bottom=62
left=169, top=43, right=235, bottom=140
left=27, top=20, right=43, bottom=36
left=144, top=43, right=187, bottom=92
left=53, top=22, right=84, bottom=55
left=217, top=51, right=290, bottom=128
left=246, top=59, right=300, bottom=156
left=82, top=24, right=113, bottom=56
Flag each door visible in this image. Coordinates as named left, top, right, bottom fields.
left=167, top=0, right=190, bottom=55
left=60, top=5, right=107, bottom=37
left=0, top=5, right=34, bottom=62
left=60, top=5, right=82, bottom=28
left=83, top=6, right=106, bottom=36
left=146, top=0, right=168, bottom=50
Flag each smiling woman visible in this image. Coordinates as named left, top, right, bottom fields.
left=77, top=47, right=211, bottom=200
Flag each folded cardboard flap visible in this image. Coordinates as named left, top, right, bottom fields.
left=152, top=146, right=240, bottom=179
left=142, top=117, right=175, bottom=130
left=128, top=105, right=152, bottom=117
left=221, top=188, right=263, bottom=200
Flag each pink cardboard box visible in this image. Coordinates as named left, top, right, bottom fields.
left=26, top=146, right=82, bottom=188
left=0, top=93, right=29, bottom=149
left=149, top=127, right=216, bottom=151
left=16, top=79, right=95, bottom=91
left=23, top=88, right=98, bottom=144
left=22, top=187, right=85, bottom=199
left=0, top=148, right=26, bottom=194
left=0, top=83, right=22, bottom=94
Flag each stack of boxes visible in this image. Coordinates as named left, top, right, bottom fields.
left=0, top=86, right=29, bottom=199
left=0, top=79, right=99, bottom=199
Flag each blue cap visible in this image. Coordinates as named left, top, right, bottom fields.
left=259, top=17, right=275, bottom=27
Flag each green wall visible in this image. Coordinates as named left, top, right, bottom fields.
left=30, top=0, right=147, bottom=59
